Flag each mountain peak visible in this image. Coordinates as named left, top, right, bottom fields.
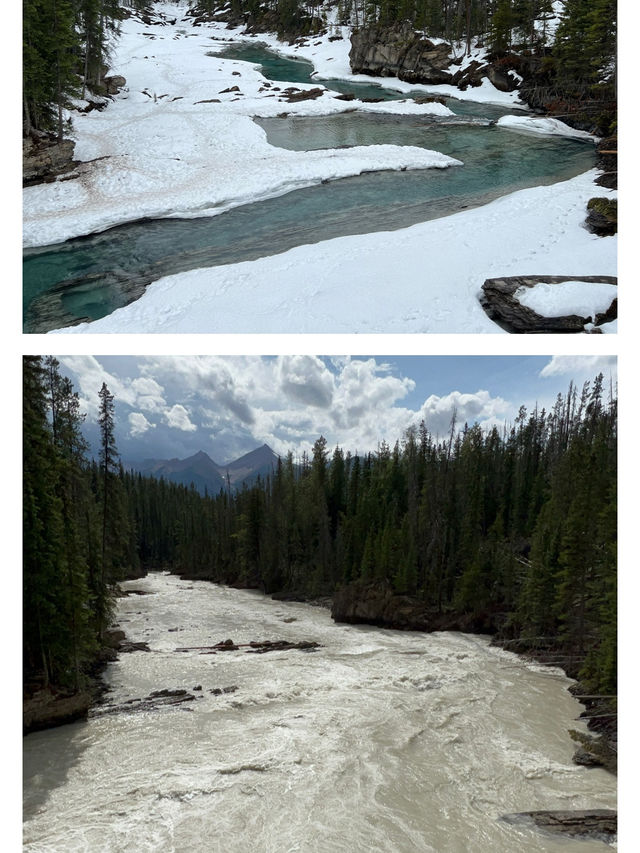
left=132, top=444, right=279, bottom=494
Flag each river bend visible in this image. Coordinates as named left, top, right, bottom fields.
left=23, top=573, right=616, bottom=852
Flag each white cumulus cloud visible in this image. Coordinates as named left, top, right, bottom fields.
left=129, top=412, right=155, bottom=437
left=540, top=355, right=617, bottom=378
left=165, top=404, right=197, bottom=432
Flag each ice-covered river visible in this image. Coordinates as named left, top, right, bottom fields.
left=23, top=573, right=616, bottom=851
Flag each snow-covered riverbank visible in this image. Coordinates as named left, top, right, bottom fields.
left=25, top=1, right=616, bottom=334
left=23, top=3, right=465, bottom=249
left=54, top=169, right=616, bottom=334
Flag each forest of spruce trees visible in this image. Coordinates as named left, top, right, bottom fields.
left=24, top=1, right=616, bottom=137
left=24, top=357, right=617, bottom=701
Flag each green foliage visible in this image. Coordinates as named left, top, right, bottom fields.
left=139, top=374, right=614, bottom=695
left=24, top=363, right=617, bottom=699
left=23, top=0, right=127, bottom=136
left=554, top=0, right=616, bottom=89
left=23, top=358, right=139, bottom=694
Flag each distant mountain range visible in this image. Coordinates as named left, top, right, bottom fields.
left=131, top=444, right=279, bottom=495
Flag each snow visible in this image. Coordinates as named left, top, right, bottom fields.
left=497, top=115, right=599, bottom=141
left=23, top=6, right=461, bottom=249
left=24, top=1, right=616, bottom=335
left=242, top=27, right=528, bottom=108
left=515, top=280, right=617, bottom=319
left=52, top=170, right=617, bottom=335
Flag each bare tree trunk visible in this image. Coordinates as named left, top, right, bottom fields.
left=23, top=92, right=33, bottom=136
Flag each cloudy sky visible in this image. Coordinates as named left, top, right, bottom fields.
left=56, top=355, right=617, bottom=464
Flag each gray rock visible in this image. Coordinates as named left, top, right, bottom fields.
left=486, top=65, right=519, bottom=92
left=23, top=137, right=75, bottom=185
left=479, top=275, right=617, bottom=333
left=349, top=23, right=453, bottom=85
left=103, top=74, right=126, bottom=95
left=503, top=810, right=616, bottom=840
left=573, top=746, right=605, bottom=767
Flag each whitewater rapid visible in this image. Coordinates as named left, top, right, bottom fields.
left=23, top=572, right=616, bottom=851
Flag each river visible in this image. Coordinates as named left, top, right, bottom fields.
left=23, top=43, right=595, bottom=332
left=23, top=572, right=616, bottom=852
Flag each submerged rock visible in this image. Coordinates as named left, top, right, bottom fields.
left=210, top=685, right=239, bottom=695
left=93, top=688, right=198, bottom=716
left=246, top=640, right=321, bottom=653
left=502, top=810, right=617, bottom=841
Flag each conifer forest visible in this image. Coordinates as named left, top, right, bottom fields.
left=23, top=356, right=617, bottom=702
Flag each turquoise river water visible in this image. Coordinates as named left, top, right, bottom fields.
left=23, top=44, right=595, bottom=332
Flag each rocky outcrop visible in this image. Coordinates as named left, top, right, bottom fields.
left=350, top=23, right=453, bottom=84
left=93, top=688, right=198, bottom=717
left=479, top=275, right=617, bottom=333
left=23, top=626, right=143, bottom=733
left=281, top=86, right=325, bottom=102
left=23, top=688, right=93, bottom=734
left=349, top=24, right=520, bottom=93
left=23, top=134, right=75, bottom=186
left=331, top=581, right=504, bottom=633
left=585, top=197, right=617, bottom=236
left=502, top=810, right=616, bottom=841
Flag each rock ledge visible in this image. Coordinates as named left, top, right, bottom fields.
left=480, top=275, right=617, bottom=333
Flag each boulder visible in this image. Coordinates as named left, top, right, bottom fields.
left=585, top=197, right=617, bottom=236
left=485, top=64, right=519, bottom=92
left=451, top=60, right=486, bottom=89
left=103, top=74, right=126, bottom=95
left=573, top=746, right=605, bottom=768
left=349, top=23, right=453, bottom=85
left=479, top=275, right=617, bottom=333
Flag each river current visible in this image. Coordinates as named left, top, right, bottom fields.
left=23, top=573, right=616, bottom=852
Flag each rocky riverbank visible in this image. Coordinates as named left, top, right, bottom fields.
left=348, top=23, right=615, bottom=136
left=23, top=627, right=123, bottom=734
left=23, top=584, right=150, bottom=734
left=349, top=23, right=519, bottom=94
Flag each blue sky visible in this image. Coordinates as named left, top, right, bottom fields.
left=58, top=354, right=617, bottom=464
